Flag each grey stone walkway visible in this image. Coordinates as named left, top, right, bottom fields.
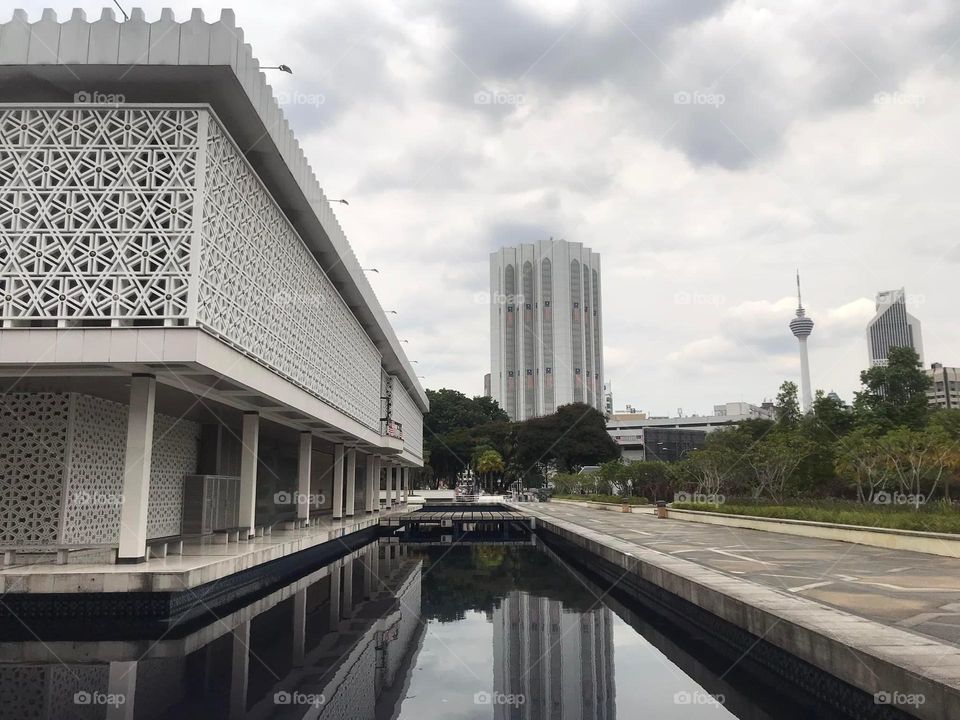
left=533, top=502, right=960, bottom=646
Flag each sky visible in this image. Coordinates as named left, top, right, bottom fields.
left=21, top=1, right=960, bottom=416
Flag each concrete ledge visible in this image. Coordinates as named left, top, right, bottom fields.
left=669, top=508, right=960, bottom=559
left=0, top=512, right=390, bottom=595
left=517, top=505, right=960, bottom=720
left=548, top=498, right=653, bottom=513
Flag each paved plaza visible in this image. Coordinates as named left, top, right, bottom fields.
left=532, top=502, right=960, bottom=645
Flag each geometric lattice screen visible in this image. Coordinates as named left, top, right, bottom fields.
left=0, top=393, right=69, bottom=545
left=197, top=119, right=382, bottom=431
left=0, top=105, right=414, bottom=444
left=0, top=108, right=198, bottom=324
left=0, top=392, right=197, bottom=547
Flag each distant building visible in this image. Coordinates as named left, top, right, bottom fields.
left=927, top=363, right=960, bottom=410
left=607, top=402, right=773, bottom=447
left=602, top=381, right=614, bottom=417
left=610, top=427, right=707, bottom=462
left=490, top=239, right=604, bottom=421
left=483, top=373, right=492, bottom=398
left=867, top=288, right=923, bottom=367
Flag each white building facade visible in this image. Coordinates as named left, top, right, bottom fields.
left=867, top=288, right=924, bottom=367
left=489, top=239, right=604, bottom=421
left=0, top=9, right=425, bottom=563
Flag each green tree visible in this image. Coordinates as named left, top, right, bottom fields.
left=472, top=447, right=505, bottom=491
left=854, top=346, right=931, bottom=430
left=511, top=403, right=620, bottom=477
left=775, top=380, right=801, bottom=426
left=810, top=390, right=854, bottom=437
left=745, top=433, right=815, bottom=503
left=879, top=427, right=958, bottom=507
left=835, top=428, right=888, bottom=502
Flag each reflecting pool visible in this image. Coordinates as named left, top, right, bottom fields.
left=0, top=539, right=887, bottom=719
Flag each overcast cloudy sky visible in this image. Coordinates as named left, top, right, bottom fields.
left=28, top=1, right=960, bottom=416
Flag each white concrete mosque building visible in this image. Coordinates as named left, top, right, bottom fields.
left=0, top=8, right=426, bottom=566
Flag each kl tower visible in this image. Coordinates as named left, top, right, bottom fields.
left=789, top=271, right=815, bottom=413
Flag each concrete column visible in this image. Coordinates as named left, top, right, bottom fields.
left=363, top=545, right=374, bottom=597
left=390, top=466, right=398, bottom=507
left=371, top=543, right=380, bottom=592
left=329, top=562, right=341, bottom=628
left=384, top=462, right=393, bottom=509
left=293, top=588, right=306, bottom=665
left=297, top=432, right=312, bottom=525
left=365, top=454, right=376, bottom=513
left=106, top=661, right=137, bottom=720
left=403, top=467, right=409, bottom=503
left=344, top=448, right=356, bottom=518
left=342, top=557, right=353, bottom=618
left=117, top=374, right=156, bottom=563
left=239, top=413, right=260, bottom=538
left=373, top=456, right=382, bottom=511
left=332, top=444, right=345, bottom=520
left=229, top=621, right=250, bottom=720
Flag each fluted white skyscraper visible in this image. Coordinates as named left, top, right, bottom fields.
left=490, top=239, right=604, bottom=421
left=789, top=272, right=814, bottom=413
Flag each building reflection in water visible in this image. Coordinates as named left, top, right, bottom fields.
left=0, top=541, right=424, bottom=720
left=493, top=592, right=616, bottom=720
left=0, top=542, right=619, bottom=720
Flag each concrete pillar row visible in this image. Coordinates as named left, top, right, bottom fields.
left=297, top=432, right=312, bottom=525
left=239, top=412, right=260, bottom=539
left=345, top=448, right=356, bottom=517
left=332, top=444, right=345, bottom=520
left=117, top=374, right=156, bottom=563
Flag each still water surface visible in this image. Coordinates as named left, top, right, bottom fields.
left=0, top=540, right=861, bottom=719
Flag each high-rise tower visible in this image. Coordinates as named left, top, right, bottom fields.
left=866, top=288, right=923, bottom=367
left=789, top=272, right=814, bottom=413
left=490, top=239, right=604, bottom=421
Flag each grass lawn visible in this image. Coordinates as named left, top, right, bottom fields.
left=670, top=500, right=960, bottom=534
left=552, top=494, right=650, bottom=505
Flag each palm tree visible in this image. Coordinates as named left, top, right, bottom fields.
left=473, top=448, right=505, bottom=493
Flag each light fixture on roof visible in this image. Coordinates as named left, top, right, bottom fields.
left=385, top=310, right=398, bottom=315
left=329, top=198, right=349, bottom=205
left=361, top=267, right=379, bottom=273
left=262, top=64, right=294, bottom=74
